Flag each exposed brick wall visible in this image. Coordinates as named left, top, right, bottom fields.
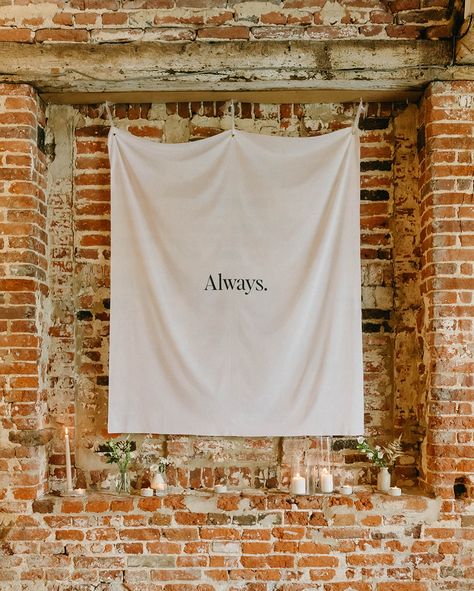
left=1, top=490, right=472, bottom=589
left=42, top=100, right=424, bottom=493
left=1, top=81, right=473, bottom=591
left=0, top=0, right=461, bottom=44
left=0, top=84, right=48, bottom=507
left=418, top=81, right=474, bottom=501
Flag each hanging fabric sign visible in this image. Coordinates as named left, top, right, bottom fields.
left=108, top=126, right=364, bottom=436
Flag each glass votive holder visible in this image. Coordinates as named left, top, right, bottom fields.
left=290, top=459, right=306, bottom=495
left=306, top=462, right=318, bottom=495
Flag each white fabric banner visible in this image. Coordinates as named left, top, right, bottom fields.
left=108, top=126, right=364, bottom=436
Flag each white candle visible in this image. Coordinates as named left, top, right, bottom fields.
left=320, top=468, right=333, bottom=493
left=74, top=488, right=85, bottom=496
left=341, top=484, right=353, bottom=495
left=64, top=427, right=73, bottom=492
left=141, top=487, right=154, bottom=497
left=388, top=486, right=401, bottom=496
left=290, top=473, right=306, bottom=495
left=214, top=484, right=227, bottom=493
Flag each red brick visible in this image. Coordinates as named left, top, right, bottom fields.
left=376, top=585, right=428, bottom=591
left=85, top=499, right=110, bottom=512
left=197, top=26, right=249, bottom=39
left=35, top=29, right=90, bottom=42
left=56, top=529, right=85, bottom=541
left=0, top=29, right=33, bottom=42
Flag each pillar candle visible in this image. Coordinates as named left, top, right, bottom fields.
left=320, top=468, right=333, bottom=493
left=290, top=473, right=306, bottom=495
left=64, top=427, right=73, bottom=492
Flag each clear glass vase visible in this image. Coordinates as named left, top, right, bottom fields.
left=115, top=466, right=131, bottom=494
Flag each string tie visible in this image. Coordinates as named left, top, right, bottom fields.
left=352, top=98, right=366, bottom=134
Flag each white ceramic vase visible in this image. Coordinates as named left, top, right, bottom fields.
left=151, top=471, right=167, bottom=494
left=377, top=467, right=391, bottom=493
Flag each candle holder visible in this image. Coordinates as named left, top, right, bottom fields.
left=318, top=436, right=334, bottom=493
left=62, top=488, right=86, bottom=497
left=305, top=449, right=320, bottom=495
left=290, top=457, right=306, bottom=495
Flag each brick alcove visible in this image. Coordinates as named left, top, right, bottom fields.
left=1, top=82, right=473, bottom=589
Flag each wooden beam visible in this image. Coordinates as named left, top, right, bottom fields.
left=0, top=39, right=457, bottom=97
left=41, top=89, right=422, bottom=105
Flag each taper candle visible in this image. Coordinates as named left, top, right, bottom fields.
left=64, top=427, right=73, bottom=492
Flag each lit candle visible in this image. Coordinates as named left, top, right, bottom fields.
left=320, top=468, right=333, bottom=493
left=290, top=473, right=306, bottom=495
left=341, top=484, right=353, bottom=495
left=214, top=484, right=227, bottom=493
left=64, top=427, right=73, bottom=492
left=140, top=487, right=154, bottom=497
left=388, top=486, right=401, bottom=497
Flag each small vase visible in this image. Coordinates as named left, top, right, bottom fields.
left=377, top=467, right=391, bottom=493
left=115, top=467, right=131, bottom=494
left=151, top=471, right=167, bottom=495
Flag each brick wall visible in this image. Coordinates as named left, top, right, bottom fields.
left=1, top=82, right=474, bottom=589
left=0, top=84, right=48, bottom=508
left=2, top=490, right=472, bottom=589
left=0, top=0, right=461, bottom=44
left=418, top=81, right=474, bottom=501
left=43, top=100, right=424, bottom=494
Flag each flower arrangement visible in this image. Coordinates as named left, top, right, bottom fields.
left=356, top=435, right=404, bottom=468
left=96, top=436, right=137, bottom=471
left=96, top=436, right=137, bottom=493
left=153, top=457, right=172, bottom=474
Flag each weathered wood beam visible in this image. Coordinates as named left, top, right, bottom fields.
left=0, top=39, right=461, bottom=100
left=41, top=89, right=423, bottom=104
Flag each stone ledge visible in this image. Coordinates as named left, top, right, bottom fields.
left=8, top=428, right=53, bottom=447
left=32, top=488, right=442, bottom=523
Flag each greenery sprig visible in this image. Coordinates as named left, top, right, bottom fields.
left=153, top=457, right=172, bottom=474
left=96, top=436, right=137, bottom=473
left=356, top=435, right=404, bottom=468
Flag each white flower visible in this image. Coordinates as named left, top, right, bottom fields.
left=367, top=452, right=373, bottom=459
left=357, top=437, right=364, bottom=444
left=375, top=445, right=381, bottom=451
left=377, top=451, right=384, bottom=459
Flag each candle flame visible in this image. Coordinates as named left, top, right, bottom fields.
left=65, top=427, right=69, bottom=435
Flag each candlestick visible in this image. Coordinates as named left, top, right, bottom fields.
left=290, top=473, right=306, bottom=495
left=64, top=427, right=73, bottom=492
left=320, top=468, right=334, bottom=493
